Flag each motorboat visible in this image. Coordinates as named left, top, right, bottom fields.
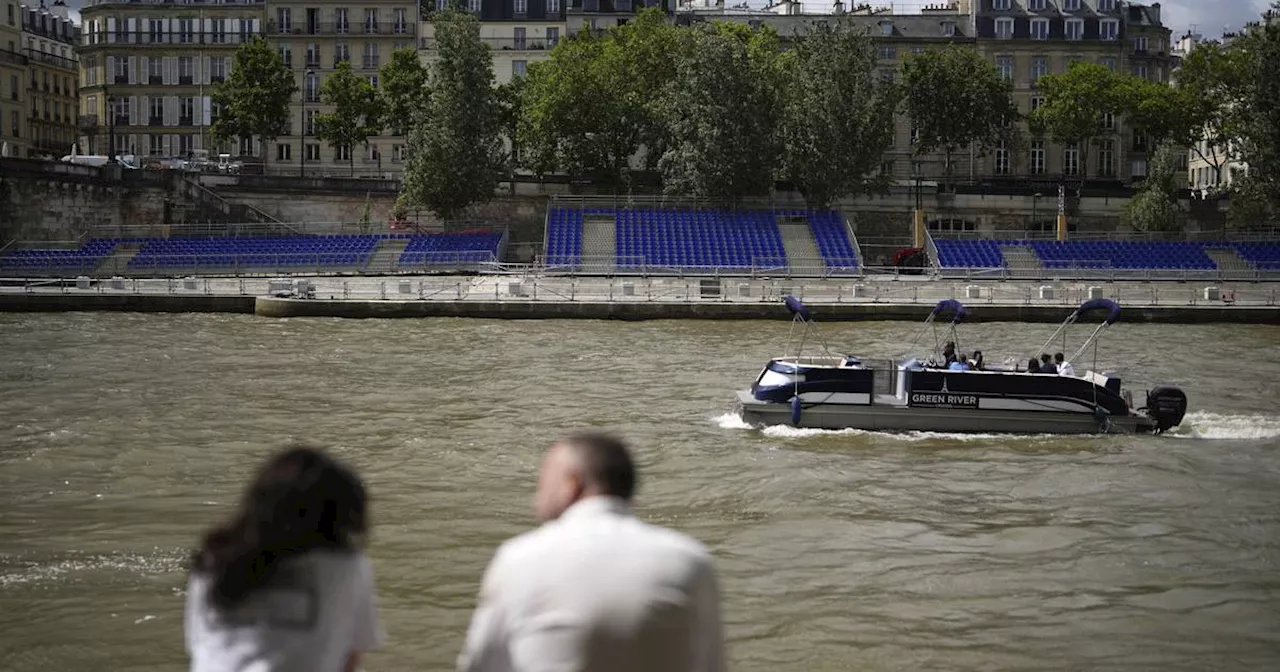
left=735, top=296, right=1188, bottom=435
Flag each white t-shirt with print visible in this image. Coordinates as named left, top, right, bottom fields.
left=185, top=550, right=383, bottom=672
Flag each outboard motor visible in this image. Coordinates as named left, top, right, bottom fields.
left=1145, top=386, right=1188, bottom=433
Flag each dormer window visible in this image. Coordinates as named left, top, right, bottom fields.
left=993, top=0, right=1011, bottom=10
left=880, top=21, right=893, bottom=36
left=942, top=21, right=955, bottom=37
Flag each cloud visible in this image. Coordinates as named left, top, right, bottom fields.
left=1159, top=0, right=1271, bottom=36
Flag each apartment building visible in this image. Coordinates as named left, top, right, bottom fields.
left=973, top=0, right=1174, bottom=184
left=77, top=0, right=264, bottom=159
left=1, top=0, right=29, bottom=156
left=21, top=0, right=78, bottom=158
left=265, top=1, right=417, bottom=176
left=419, top=0, right=565, bottom=87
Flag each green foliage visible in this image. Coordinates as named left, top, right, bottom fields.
left=1233, top=5, right=1280, bottom=212
left=400, top=8, right=505, bottom=220
left=1174, top=41, right=1248, bottom=183
left=210, top=36, right=297, bottom=158
left=1226, top=175, right=1278, bottom=229
left=316, top=61, right=382, bottom=176
left=1124, top=142, right=1184, bottom=233
left=657, top=24, right=785, bottom=201
left=378, top=48, right=430, bottom=136
left=358, top=194, right=373, bottom=233
left=779, top=22, right=900, bottom=208
left=1119, top=76, right=1194, bottom=150
left=1030, top=62, right=1127, bottom=179
left=517, top=9, right=684, bottom=186
left=902, top=45, right=1019, bottom=180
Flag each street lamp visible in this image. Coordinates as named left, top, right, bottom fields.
left=301, top=68, right=314, bottom=177
left=107, top=94, right=116, bottom=161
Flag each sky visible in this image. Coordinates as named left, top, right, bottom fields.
left=58, top=0, right=1274, bottom=38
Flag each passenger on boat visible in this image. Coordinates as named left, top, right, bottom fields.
left=949, top=354, right=972, bottom=371
left=971, top=350, right=985, bottom=371
left=943, top=341, right=957, bottom=365
left=1026, top=357, right=1041, bottom=373
left=1055, top=353, right=1075, bottom=377
left=1039, top=353, right=1058, bottom=375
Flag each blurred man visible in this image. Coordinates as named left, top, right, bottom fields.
left=458, top=432, right=726, bottom=672
left=1055, top=352, right=1076, bottom=377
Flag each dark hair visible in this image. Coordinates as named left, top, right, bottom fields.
left=1054, top=352, right=1065, bottom=362
left=1028, top=357, right=1040, bottom=371
left=563, top=432, right=637, bottom=502
left=959, top=353, right=969, bottom=361
left=192, top=446, right=367, bottom=609
left=1040, top=353, right=1052, bottom=363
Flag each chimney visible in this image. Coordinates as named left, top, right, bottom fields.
left=833, top=0, right=845, bottom=14
left=1149, top=3, right=1161, bottom=26
left=50, top=0, right=69, bottom=20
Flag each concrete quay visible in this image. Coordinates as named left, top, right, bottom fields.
left=1, top=275, right=1278, bottom=323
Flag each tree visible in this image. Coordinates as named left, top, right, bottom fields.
left=657, top=24, right=785, bottom=201
left=778, top=22, right=900, bottom=208
left=378, top=48, right=430, bottom=137
left=400, top=7, right=505, bottom=219
left=316, top=60, right=382, bottom=177
left=902, top=45, right=1019, bottom=187
left=1233, top=3, right=1280, bottom=212
left=1124, top=141, right=1184, bottom=233
left=1030, top=62, right=1127, bottom=182
left=1174, top=41, right=1248, bottom=186
left=1120, top=76, right=1195, bottom=152
left=210, top=36, right=297, bottom=165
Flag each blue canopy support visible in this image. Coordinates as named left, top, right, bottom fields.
left=929, top=299, right=968, bottom=325
left=783, top=295, right=810, bottom=322
left=1073, top=298, right=1121, bottom=326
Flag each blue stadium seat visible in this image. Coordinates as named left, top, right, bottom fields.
left=397, top=231, right=503, bottom=266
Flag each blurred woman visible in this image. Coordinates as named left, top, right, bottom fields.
left=185, top=446, right=382, bottom=672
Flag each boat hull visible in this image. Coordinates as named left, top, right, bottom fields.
left=737, top=391, right=1154, bottom=435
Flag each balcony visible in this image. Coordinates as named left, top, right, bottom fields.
left=114, top=74, right=129, bottom=84
left=114, top=115, right=130, bottom=127
left=23, top=49, right=76, bottom=70
left=0, top=49, right=29, bottom=67
left=274, top=21, right=416, bottom=36
left=149, top=75, right=164, bottom=84
left=81, top=30, right=261, bottom=47
left=149, top=116, right=164, bottom=126
left=179, top=116, right=194, bottom=126
left=179, top=76, right=194, bottom=85
left=78, top=114, right=100, bottom=129
left=420, top=37, right=550, bottom=50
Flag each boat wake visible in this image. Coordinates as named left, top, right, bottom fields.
left=712, top=412, right=1050, bottom=442
left=1168, top=411, right=1280, bottom=440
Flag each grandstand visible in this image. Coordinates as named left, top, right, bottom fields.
left=1, top=232, right=507, bottom=277
left=930, top=236, right=1280, bottom=279
left=542, top=201, right=860, bottom=275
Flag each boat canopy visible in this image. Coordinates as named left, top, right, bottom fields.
left=1073, top=298, right=1121, bottom=325
left=783, top=295, right=811, bottom=322
left=930, top=299, right=968, bottom=324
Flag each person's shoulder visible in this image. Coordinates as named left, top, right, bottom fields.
left=635, top=519, right=715, bottom=564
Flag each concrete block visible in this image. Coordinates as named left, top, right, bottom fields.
left=1087, top=286, right=1105, bottom=300
left=75, top=276, right=91, bottom=290
left=965, top=285, right=981, bottom=299
left=1203, top=286, right=1220, bottom=301
left=108, top=276, right=126, bottom=290
left=852, top=284, right=868, bottom=298
left=1038, top=285, right=1055, bottom=300
left=398, top=280, right=413, bottom=294
left=622, top=282, right=635, bottom=297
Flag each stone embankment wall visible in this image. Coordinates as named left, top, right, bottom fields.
left=0, top=159, right=169, bottom=241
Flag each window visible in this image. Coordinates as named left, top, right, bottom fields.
left=1031, top=19, right=1048, bottom=40
left=148, top=133, right=163, bottom=155
left=994, top=142, right=1009, bottom=175
left=1064, top=143, right=1079, bottom=176
left=1030, top=140, right=1045, bottom=175
left=336, top=8, right=349, bottom=34
left=928, top=219, right=976, bottom=233
left=149, top=97, right=163, bottom=125
left=179, top=56, right=194, bottom=84
left=335, top=42, right=350, bottom=65
left=1098, top=0, right=1115, bottom=9
left=147, top=56, right=162, bottom=84
left=211, top=19, right=227, bottom=44
left=392, top=144, right=407, bottom=162
left=394, top=9, right=408, bottom=34
left=148, top=18, right=163, bottom=44
left=512, top=60, right=527, bottom=78
left=362, top=42, right=379, bottom=69
left=468, top=0, right=481, bottom=12
left=306, top=144, right=320, bottom=161
left=993, top=0, right=1010, bottom=9
left=1065, top=19, right=1083, bottom=40
left=1134, top=36, right=1148, bottom=52
left=305, top=72, right=320, bottom=102
left=277, top=143, right=292, bottom=161
left=514, top=27, right=526, bottom=50
left=877, top=44, right=896, bottom=60
left=911, top=46, right=927, bottom=55
left=1097, top=139, right=1115, bottom=177
left=879, top=160, right=894, bottom=176
left=1064, top=0, right=1080, bottom=10
left=278, top=45, right=293, bottom=68
left=180, top=97, right=194, bottom=125
left=1031, top=57, right=1047, bottom=85
left=941, top=21, right=955, bottom=37
left=547, top=27, right=560, bottom=46
left=1102, top=111, right=1115, bottom=130
left=996, top=55, right=1013, bottom=80
left=336, top=145, right=351, bottom=162
left=1029, top=0, right=1045, bottom=9
left=306, top=43, right=321, bottom=67
left=1133, top=64, right=1148, bottom=79
left=177, top=18, right=195, bottom=43
left=1100, top=56, right=1116, bottom=71
left=114, top=57, right=129, bottom=84
left=548, top=0, right=560, bottom=13
left=306, top=109, right=319, bottom=135
left=1131, top=159, right=1147, bottom=178
left=364, top=9, right=377, bottom=34
left=515, top=0, right=528, bottom=15
left=276, top=8, right=291, bottom=33
left=307, top=8, right=320, bottom=34
left=879, top=22, right=893, bottom=36
left=1100, top=19, right=1118, bottom=41
left=995, top=17, right=1013, bottom=40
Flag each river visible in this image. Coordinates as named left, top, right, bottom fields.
left=1, top=313, right=1278, bottom=671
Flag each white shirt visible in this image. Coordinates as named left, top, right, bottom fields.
left=1058, top=361, right=1076, bottom=377
left=458, top=496, right=727, bottom=672
left=185, top=550, right=383, bottom=672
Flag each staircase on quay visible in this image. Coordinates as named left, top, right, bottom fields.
left=999, top=244, right=1044, bottom=279
left=364, top=238, right=410, bottom=274
left=778, top=221, right=822, bottom=276
left=580, top=215, right=617, bottom=273
left=93, top=242, right=143, bottom=276
left=1204, top=246, right=1256, bottom=280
